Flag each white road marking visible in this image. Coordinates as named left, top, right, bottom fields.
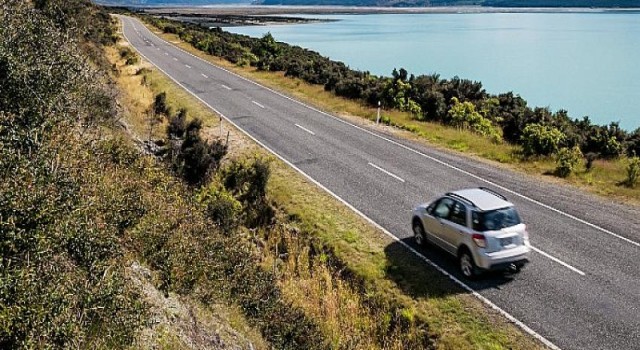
left=252, top=101, right=265, bottom=109
left=164, top=52, right=168, bottom=55
left=220, top=84, right=232, bottom=90
left=173, top=57, right=178, bottom=61
left=368, top=162, right=405, bottom=183
left=121, top=18, right=561, bottom=349
left=295, top=123, right=315, bottom=135
left=185, top=64, right=191, bottom=69
left=531, top=246, right=586, bottom=276
left=201, top=73, right=208, bottom=78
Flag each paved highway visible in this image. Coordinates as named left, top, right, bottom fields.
left=120, top=15, right=640, bottom=350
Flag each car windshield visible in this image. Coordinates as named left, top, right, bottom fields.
left=472, top=207, right=521, bottom=231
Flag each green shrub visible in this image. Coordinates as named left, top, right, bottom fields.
left=447, top=97, right=502, bottom=142
left=171, top=118, right=228, bottom=186
left=222, top=157, right=274, bottom=227
left=520, top=123, right=565, bottom=157
left=197, top=184, right=242, bottom=232
left=555, top=146, right=583, bottom=178
left=625, top=154, right=640, bottom=188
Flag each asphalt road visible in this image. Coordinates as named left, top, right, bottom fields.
left=120, top=15, right=640, bottom=350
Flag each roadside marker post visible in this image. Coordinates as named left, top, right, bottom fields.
left=376, top=100, right=381, bottom=125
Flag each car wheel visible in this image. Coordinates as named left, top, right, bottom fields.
left=412, top=219, right=427, bottom=246
left=459, top=249, right=478, bottom=279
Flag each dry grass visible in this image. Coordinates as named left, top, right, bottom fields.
left=113, top=20, right=550, bottom=349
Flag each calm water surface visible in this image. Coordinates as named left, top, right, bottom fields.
left=226, top=13, right=640, bottom=130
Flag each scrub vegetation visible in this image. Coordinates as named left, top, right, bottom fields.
left=141, top=14, right=640, bottom=201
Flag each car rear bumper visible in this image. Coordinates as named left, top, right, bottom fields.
left=474, top=246, right=530, bottom=270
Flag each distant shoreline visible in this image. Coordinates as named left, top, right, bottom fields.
left=140, top=5, right=640, bottom=16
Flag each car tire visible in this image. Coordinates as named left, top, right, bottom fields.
left=458, top=248, right=478, bottom=279
left=412, top=219, right=427, bottom=246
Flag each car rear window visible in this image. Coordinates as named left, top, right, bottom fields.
left=472, top=207, right=521, bottom=231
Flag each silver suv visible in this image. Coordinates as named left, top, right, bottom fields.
left=412, top=187, right=530, bottom=278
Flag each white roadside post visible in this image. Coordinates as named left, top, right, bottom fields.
left=376, top=100, right=381, bottom=125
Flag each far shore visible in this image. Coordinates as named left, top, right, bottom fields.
left=140, top=5, right=640, bottom=16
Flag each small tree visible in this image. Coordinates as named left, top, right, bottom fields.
left=555, top=146, right=583, bottom=178
left=520, top=123, right=565, bottom=157
left=625, top=153, right=640, bottom=188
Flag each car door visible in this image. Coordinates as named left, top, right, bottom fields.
left=426, top=197, right=455, bottom=252
left=440, top=200, right=468, bottom=253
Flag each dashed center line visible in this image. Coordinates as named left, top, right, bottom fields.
left=201, top=73, right=208, bottom=78
left=368, top=162, right=405, bottom=183
left=220, top=84, right=232, bottom=90
left=173, top=57, right=178, bottom=61
left=164, top=52, right=168, bottom=55
left=252, top=101, right=265, bottom=109
left=295, top=123, right=316, bottom=135
left=185, top=64, right=191, bottom=69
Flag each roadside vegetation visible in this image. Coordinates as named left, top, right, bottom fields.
left=141, top=15, right=640, bottom=200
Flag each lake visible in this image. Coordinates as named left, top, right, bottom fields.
left=225, top=12, right=640, bottom=131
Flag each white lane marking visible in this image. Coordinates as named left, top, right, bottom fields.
left=201, top=73, right=208, bottom=78
left=220, top=84, right=232, bottom=90
left=164, top=52, right=168, bottom=55
left=368, top=162, right=405, bottom=183
left=173, top=57, right=178, bottom=61
left=146, top=19, right=637, bottom=251
left=295, top=123, right=315, bottom=136
left=185, top=64, right=191, bottom=69
left=531, top=246, right=586, bottom=276
left=252, top=101, right=265, bottom=109
left=121, top=18, right=561, bottom=349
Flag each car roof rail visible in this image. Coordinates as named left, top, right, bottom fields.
left=478, top=187, right=508, bottom=201
left=445, top=192, right=476, bottom=207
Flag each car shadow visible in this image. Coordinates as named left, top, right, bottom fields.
left=383, top=237, right=518, bottom=298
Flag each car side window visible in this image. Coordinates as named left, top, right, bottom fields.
left=449, top=201, right=467, bottom=227
left=433, top=198, right=453, bottom=219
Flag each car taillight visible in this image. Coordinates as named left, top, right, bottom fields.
left=472, top=234, right=486, bottom=248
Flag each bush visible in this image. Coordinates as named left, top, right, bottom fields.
left=197, top=184, right=242, bottom=232
left=172, top=118, right=228, bottom=186
left=167, top=108, right=187, bottom=139
left=447, top=97, right=502, bottom=142
left=222, top=157, right=274, bottom=227
left=520, top=123, right=565, bottom=157
left=153, top=91, right=170, bottom=117
left=625, top=154, right=640, bottom=188
left=555, top=146, right=583, bottom=178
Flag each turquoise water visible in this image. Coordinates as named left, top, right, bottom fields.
left=226, top=12, right=640, bottom=131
